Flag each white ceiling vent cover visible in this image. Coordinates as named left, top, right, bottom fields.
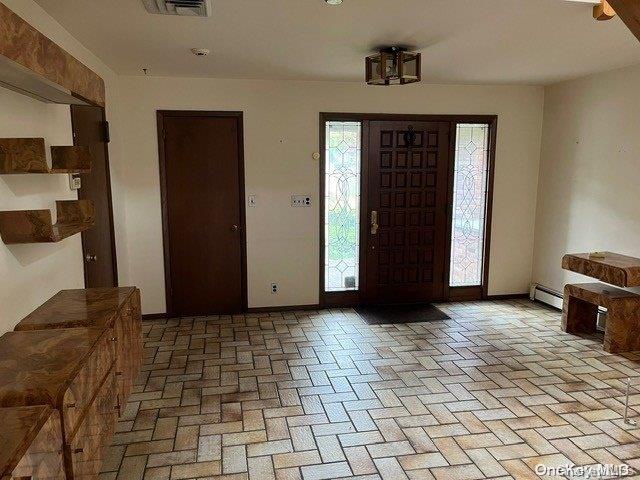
left=142, top=0, right=212, bottom=17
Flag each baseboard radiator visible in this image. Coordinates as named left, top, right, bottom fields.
left=530, top=283, right=606, bottom=330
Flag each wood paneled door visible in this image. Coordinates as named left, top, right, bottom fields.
left=158, top=111, right=246, bottom=316
left=364, top=121, right=450, bottom=303
left=71, top=105, right=118, bottom=288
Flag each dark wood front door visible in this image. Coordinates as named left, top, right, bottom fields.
left=364, top=121, right=450, bottom=303
left=71, top=105, right=118, bottom=288
left=158, top=112, right=246, bottom=316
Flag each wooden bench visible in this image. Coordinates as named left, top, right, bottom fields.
left=562, top=282, right=640, bottom=353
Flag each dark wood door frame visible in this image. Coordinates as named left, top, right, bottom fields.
left=319, top=113, right=498, bottom=307
left=71, top=105, right=119, bottom=288
left=157, top=110, right=248, bottom=317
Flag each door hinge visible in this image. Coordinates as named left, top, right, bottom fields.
left=102, top=120, right=110, bottom=144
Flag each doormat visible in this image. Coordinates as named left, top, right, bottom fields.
left=355, top=303, right=450, bottom=325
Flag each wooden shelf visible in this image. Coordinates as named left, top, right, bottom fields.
left=0, top=3, right=103, bottom=106
left=0, top=200, right=95, bottom=244
left=562, top=252, right=640, bottom=287
left=0, top=138, right=91, bottom=174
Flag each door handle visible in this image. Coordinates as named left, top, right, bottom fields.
left=85, top=254, right=97, bottom=262
left=370, top=211, right=378, bottom=235
left=231, top=225, right=239, bottom=232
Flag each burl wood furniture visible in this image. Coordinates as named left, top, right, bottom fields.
left=0, top=138, right=91, bottom=174
left=0, top=2, right=105, bottom=106
left=0, top=327, right=116, bottom=480
left=562, top=252, right=640, bottom=353
left=562, top=252, right=640, bottom=288
left=563, top=283, right=640, bottom=353
left=15, top=287, right=142, bottom=412
left=0, top=200, right=95, bottom=244
left=0, top=405, right=65, bottom=480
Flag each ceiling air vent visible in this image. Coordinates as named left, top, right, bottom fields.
left=142, top=0, right=212, bottom=17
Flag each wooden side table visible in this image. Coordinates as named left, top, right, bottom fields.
left=562, top=252, right=640, bottom=353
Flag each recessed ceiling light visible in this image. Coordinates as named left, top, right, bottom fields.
left=325, top=0, right=343, bottom=5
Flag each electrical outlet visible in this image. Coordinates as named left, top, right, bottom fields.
left=291, top=195, right=311, bottom=207
left=271, top=283, right=278, bottom=294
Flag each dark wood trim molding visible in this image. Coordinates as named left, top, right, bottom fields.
left=0, top=3, right=105, bottom=106
left=448, top=286, right=483, bottom=302
left=607, top=0, right=640, bottom=43
left=156, top=110, right=248, bottom=317
left=319, top=113, right=498, bottom=308
left=481, top=117, right=498, bottom=300
left=485, top=293, right=529, bottom=301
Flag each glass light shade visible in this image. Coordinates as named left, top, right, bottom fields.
left=366, top=48, right=421, bottom=86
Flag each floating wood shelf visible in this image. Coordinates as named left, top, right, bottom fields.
left=0, top=200, right=95, bottom=244
left=0, top=138, right=91, bottom=174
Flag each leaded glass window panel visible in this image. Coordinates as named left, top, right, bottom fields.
left=449, top=124, right=490, bottom=287
left=324, top=121, right=361, bottom=292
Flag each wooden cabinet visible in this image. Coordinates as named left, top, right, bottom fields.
left=0, top=328, right=113, bottom=480
left=66, top=369, right=118, bottom=480
left=15, top=287, right=143, bottom=409
left=0, top=405, right=65, bottom=480
left=0, top=287, right=143, bottom=479
left=113, top=290, right=142, bottom=408
left=61, top=331, right=115, bottom=441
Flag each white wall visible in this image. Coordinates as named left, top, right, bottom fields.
left=0, top=0, right=124, bottom=333
left=532, top=63, right=640, bottom=293
left=0, top=89, right=85, bottom=333
left=115, top=76, right=544, bottom=313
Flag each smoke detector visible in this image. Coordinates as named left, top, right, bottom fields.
left=191, top=48, right=210, bottom=57
left=142, top=0, right=212, bottom=17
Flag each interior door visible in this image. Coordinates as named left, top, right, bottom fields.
left=364, top=121, right=450, bottom=303
left=159, top=113, right=245, bottom=316
left=71, top=105, right=118, bottom=288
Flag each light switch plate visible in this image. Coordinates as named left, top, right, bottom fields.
left=69, top=174, right=81, bottom=190
left=248, top=194, right=256, bottom=207
left=291, top=195, right=311, bottom=207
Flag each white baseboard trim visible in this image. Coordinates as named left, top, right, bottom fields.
left=529, top=283, right=563, bottom=310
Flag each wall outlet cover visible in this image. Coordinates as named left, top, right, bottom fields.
left=291, top=195, right=311, bottom=207
left=69, top=174, right=81, bottom=190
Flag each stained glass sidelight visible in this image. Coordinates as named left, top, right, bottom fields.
left=325, top=121, right=361, bottom=292
left=450, top=124, right=490, bottom=287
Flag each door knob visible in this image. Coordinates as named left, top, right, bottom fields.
left=85, top=254, right=97, bottom=262
left=231, top=225, right=239, bottom=232
left=370, top=211, right=379, bottom=235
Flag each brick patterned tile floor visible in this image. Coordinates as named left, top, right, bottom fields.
left=100, top=300, right=640, bottom=479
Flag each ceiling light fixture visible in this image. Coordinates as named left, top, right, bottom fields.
left=325, top=0, right=343, bottom=5
left=365, top=46, right=421, bottom=86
